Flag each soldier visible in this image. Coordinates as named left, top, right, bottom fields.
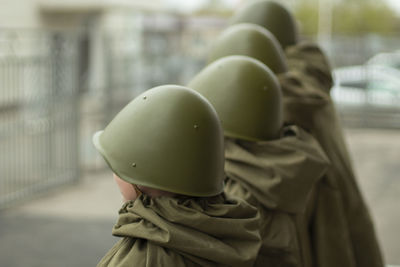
left=206, top=23, right=317, bottom=267
left=229, top=1, right=385, bottom=267
left=189, top=55, right=329, bottom=267
left=93, top=85, right=262, bottom=266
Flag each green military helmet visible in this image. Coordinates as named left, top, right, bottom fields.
left=230, top=0, right=298, bottom=49
left=188, top=56, right=282, bottom=142
left=208, top=23, right=288, bottom=74
left=93, top=85, right=225, bottom=197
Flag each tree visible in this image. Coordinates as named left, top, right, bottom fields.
left=293, top=0, right=400, bottom=36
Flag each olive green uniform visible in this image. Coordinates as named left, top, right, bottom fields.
left=224, top=125, right=329, bottom=267
left=279, top=42, right=384, bottom=267
left=97, top=194, right=261, bottom=267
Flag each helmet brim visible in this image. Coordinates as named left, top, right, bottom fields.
left=92, top=130, right=123, bottom=180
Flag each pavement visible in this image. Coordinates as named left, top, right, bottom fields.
left=344, top=128, right=400, bottom=265
left=0, top=128, right=399, bottom=266
left=0, top=171, right=122, bottom=267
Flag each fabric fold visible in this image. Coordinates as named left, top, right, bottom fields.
left=98, top=194, right=262, bottom=267
left=225, top=126, right=329, bottom=214
left=224, top=125, right=329, bottom=267
left=279, top=41, right=384, bottom=267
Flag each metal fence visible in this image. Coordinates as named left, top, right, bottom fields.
left=0, top=31, right=80, bottom=208
left=335, top=104, right=400, bottom=129
left=320, top=34, right=400, bottom=68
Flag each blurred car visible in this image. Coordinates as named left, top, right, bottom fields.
left=366, top=51, right=400, bottom=70
left=331, top=64, right=400, bottom=108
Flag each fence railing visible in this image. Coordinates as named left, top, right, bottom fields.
left=0, top=31, right=81, bottom=208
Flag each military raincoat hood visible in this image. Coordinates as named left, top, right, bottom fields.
left=224, top=125, right=329, bottom=267
left=97, top=194, right=261, bottom=267
left=278, top=41, right=384, bottom=267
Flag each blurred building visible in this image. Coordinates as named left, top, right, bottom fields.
left=0, top=0, right=227, bottom=208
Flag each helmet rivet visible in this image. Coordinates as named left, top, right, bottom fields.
left=143, top=96, right=147, bottom=100
left=132, top=163, right=136, bottom=167
left=194, top=124, right=199, bottom=130
left=263, top=86, right=268, bottom=90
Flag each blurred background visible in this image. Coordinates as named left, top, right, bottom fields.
left=0, top=0, right=399, bottom=266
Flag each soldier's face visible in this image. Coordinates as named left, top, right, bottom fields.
left=113, top=173, right=139, bottom=202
